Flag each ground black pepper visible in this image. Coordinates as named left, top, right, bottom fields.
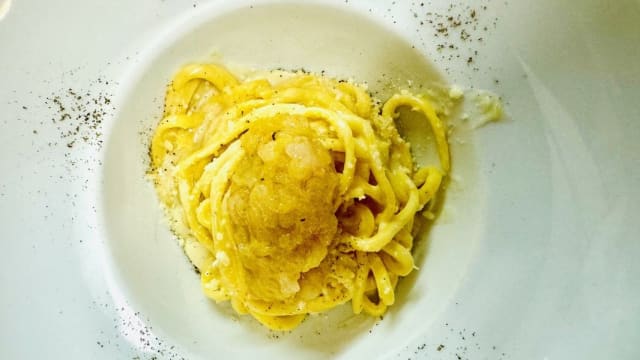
left=45, top=83, right=112, bottom=153
left=409, top=0, right=501, bottom=75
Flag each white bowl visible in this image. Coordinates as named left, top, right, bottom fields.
left=1, top=0, right=639, bottom=359
left=102, top=2, right=483, bottom=358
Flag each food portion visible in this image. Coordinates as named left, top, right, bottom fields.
left=149, top=63, right=450, bottom=330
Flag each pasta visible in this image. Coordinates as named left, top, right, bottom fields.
left=149, top=63, right=450, bottom=330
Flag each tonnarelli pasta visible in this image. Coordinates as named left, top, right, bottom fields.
left=149, top=63, right=449, bottom=330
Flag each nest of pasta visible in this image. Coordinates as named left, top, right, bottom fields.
left=149, top=64, right=449, bottom=330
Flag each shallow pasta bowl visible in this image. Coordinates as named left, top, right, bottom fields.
left=1, top=0, right=639, bottom=359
